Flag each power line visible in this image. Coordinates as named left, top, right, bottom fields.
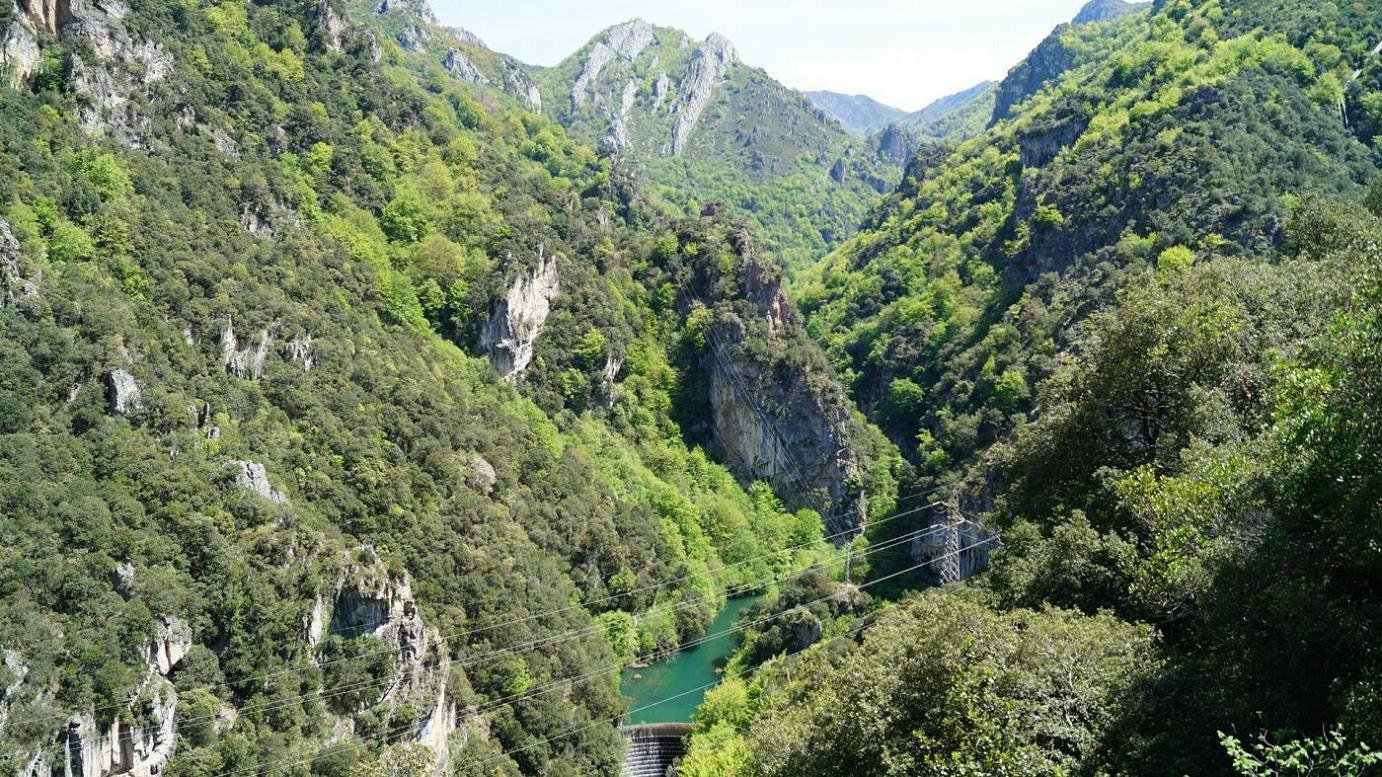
left=208, top=536, right=998, bottom=777
left=27, top=486, right=949, bottom=728
left=162, top=524, right=953, bottom=736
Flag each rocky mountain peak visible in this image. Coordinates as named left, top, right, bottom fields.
left=604, top=18, right=655, bottom=60
left=1072, top=0, right=1151, bottom=25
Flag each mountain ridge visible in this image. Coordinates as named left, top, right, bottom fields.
left=805, top=91, right=908, bottom=136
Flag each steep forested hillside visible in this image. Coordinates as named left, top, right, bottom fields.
left=675, top=0, right=1382, bottom=774
left=0, top=0, right=900, bottom=773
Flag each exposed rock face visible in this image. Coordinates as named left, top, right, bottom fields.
left=60, top=0, right=174, bottom=146
left=325, top=549, right=456, bottom=765
left=1, top=21, right=39, bottom=87
left=698, top=241, right=867, bottom=537
left=442, top=47, right=484, bottom=83
left=992, top=1, right=1146, bottom=125
left=447, top=26, right=485, bottom=48
left=230, top=460, right=287, bottom=503
left=571, top=19, right=653, bottom=107
left=481, top=247, right=559, bottom=380
left=372, top=0, right=435, bottom=24
left=992, top=27, right=1074, bottom=124
left=17, top=750, right=46, bottom=777
left=605, top=18, right=654, bottom=60
left=1, top=649, right=28, bottom=730
left=63, top=682, right=176, bottom=777
left=145, top=615, right=191, bottom=676
left=1017, top=101, right=1090, bottom=168
left=669, top=34, right=735, bottom=156
left=604, top=78, right=639, bottom=150
left=1, top=218, right=38, bottom=307
left=17, top=0, right=70, bottom=35
left=465, top=453, right=496, bottom=495
left=284, top=334, right=316, bottom=372
left=600, top=354, right=622, bottom=407
left=652, top=71, right=671, bottom=109
left=872, top=124, right=911, bottom=167
left=506, top=65, right=542, bottom=111
left=304, top=594, right=326, bottom=649
left=571, top=41, right=614, bottom=107
left=59, top=616, right=189, bottom=777
left=307, top=0, right=346, bottom=52
left=220, top=320, right=273, bottom=379
left=105, top=368, right=142, bottom=415
left=1072, top=0, right=1150, bottom=24
left=396, top=24, right=428, bottom=53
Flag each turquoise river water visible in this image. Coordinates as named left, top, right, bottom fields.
left=620, top=596, right=759, bottom=724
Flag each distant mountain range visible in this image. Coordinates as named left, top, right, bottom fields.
left=804, top=92, right=909, bottom=136
left=809, top=80, right=997, bottom=140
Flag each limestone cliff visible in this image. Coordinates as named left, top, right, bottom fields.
left=315, top=548, right=463, bottom=768
left=481, top=246, right=560, bottom=380
left=1, top=617, right=193, bottom=777
left=662, top=217, right=891, bottom=537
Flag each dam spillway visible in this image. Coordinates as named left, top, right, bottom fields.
left=621, top=723, right=691, bottom=777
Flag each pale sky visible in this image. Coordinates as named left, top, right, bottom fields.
left=432, top=0, right=1089, bottom=111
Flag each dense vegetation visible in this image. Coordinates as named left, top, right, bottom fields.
left=0, top=0, right=894, bottom=773
left=3, top=0, right=1382, bottom=774
left=675, top=0, right=1382, bottom=774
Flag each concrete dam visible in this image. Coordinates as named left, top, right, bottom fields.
left=621, top=723, right=691, bottom=777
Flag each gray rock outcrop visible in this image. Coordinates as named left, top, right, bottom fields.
left=1, top=218, right=38, bottom=307
left=146, top=616, right=191, bottom=676
left=105, top=368, right=142, bottom=415
left=396, top=24, right=428, bottom=53
left=571, top=19, right=654, bottom=107
left=605, top=18, right=654, bottom=60
left=307, top=0, right=346, bottom=52
left=284, top=334, right=316, bottom=372
left=17, top=0, right=70, bottom=35
left=17, top=750, right=47, bottom=777
left=442, top=47, right=485, bottom=83
left=697, top=240, right=867, bottom=536
left=991, top=27, right=1074, bottom=124
left=324, top=549, right=457, bottom=766
left=1, top=649, right=28, bottom=730
left=59, top=616, right=190, bottom=777
left=230, top=460, right=287, bottom=503
left=669, top=34, right=735, bottom=156
left=652, top=71, right=671, bottom=109
left=504, top=64, right=542, bottom=111
left=1, top=21, right=39, bottom=87
left=59, top=0, right=174, bottom=146
left=220, top=320, right=273, bottom=379
left=465, top=453, right=496, bottom=495
left=604, top=78, right=639, bottom=150
left=481, top=247, right=559, bottom=380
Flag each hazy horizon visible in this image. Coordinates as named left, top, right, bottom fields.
left=431, top=0, right=1089, bottom=111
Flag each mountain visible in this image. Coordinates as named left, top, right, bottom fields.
left=805, top=91, right=908, bottom=136
left=991, top=0, right=1153, bottom=122
left=0, top=0, right=901, bottom=773
left=1072, top=0, right=1152, bottom=24
left=901, top=80, right=995, bottom=129
left=677, top=0, right=1382, bottom=772
left=535, top=20, right=900, bottom=268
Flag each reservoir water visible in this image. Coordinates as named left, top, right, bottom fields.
left=620, top=596, right=759, bottom=724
